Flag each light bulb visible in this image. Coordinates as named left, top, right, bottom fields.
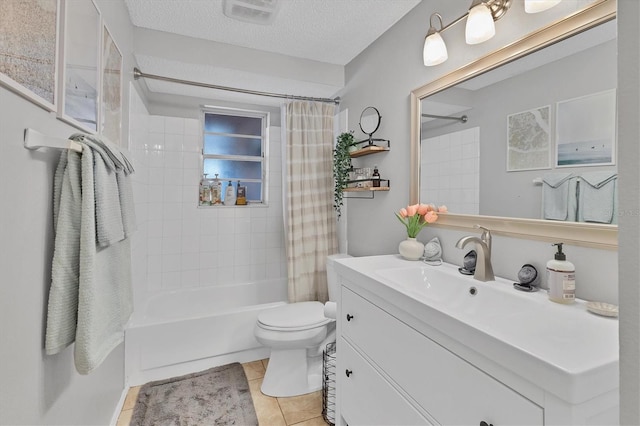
left=423, top=32, right=448, bottom=66
left=524, top=0, right=562, bottom=13
left=465, top=2, right=495, bottom=45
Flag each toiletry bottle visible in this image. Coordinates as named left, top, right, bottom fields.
left=224, top=181, right=236, bottom=206
left=212, top=174, right=221, bottom=205
left=200, top=174, right=212, bottom=205
left=236, top=180, right=247, bottom=205
left=372, top=165, right=381, bottom=187
left=546, top=243, right=575, bottom=304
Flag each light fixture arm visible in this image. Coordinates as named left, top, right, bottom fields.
left=434, top=0, right=512, bottom=37
left=427, top=12, right=445, bottom=37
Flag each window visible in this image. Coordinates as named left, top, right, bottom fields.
left=202, top=108, right=268, bottom=204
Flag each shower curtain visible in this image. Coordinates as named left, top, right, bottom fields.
left=283, top=101, right=339, bottom=303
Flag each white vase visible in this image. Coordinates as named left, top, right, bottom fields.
left=399, top=237, right=424, bottom=261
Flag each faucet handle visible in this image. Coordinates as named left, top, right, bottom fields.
left=474, top=225, right=492, bottom=248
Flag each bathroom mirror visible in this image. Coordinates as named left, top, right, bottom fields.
left=410, top=0, right=617, bottom=249
left=359, top=106, right=381, bottom=144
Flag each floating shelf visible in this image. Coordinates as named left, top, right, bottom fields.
left=343, top=187, right=390, bottom=193
left=349, top=145, right=390, bottom=158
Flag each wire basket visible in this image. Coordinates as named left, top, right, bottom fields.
left=322, top=341, right=336, bottom=426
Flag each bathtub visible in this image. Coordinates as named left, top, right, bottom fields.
left=125, top=279, right=287, bottom=385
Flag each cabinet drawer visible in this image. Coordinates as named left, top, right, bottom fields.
left=340, top=337, right=431, bottom=426
left=341, top=287, right=543, bottom=425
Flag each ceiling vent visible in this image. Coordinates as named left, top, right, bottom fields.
left=223, top=0, right=281, bottom=25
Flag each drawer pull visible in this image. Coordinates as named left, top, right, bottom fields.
left=345, top=369, right=353, bottom=377
left=479, top=422, right=493, bottom=426
left=346, top=314, right=354, bottom=321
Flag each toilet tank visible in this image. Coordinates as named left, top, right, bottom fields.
left=327, top=253, right=351, bottom=302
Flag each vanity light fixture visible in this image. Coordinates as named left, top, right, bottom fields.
left=423, top=13, right=448, bottom=66
left=423, top=0, right=513, bottom=67
left=524, top=0, right=562, bottom=13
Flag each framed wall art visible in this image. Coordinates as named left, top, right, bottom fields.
left=556, top=89, right=616, bottom=167
left=0, top=0, right=60, bottom=111
left=506, top=105, right=551, bottom=172
left=101, top=24, right=122, bottom=146
left=60, top=0, right=101, bottom=132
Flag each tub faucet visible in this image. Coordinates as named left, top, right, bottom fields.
left=456, top=225, right=495, bottom=282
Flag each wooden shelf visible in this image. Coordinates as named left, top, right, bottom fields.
left=343, top=186, right=390, bottom=192
left=349, top=145, right=390, bottom=158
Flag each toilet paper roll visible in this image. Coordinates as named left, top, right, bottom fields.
left=323, top=302, right=337, bottom=319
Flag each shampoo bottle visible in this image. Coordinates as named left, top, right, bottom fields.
left=546, top=243, right=575, bottom=304
left=224, top=181, right=236, bottom=206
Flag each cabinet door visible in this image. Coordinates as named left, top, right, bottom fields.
left=341, top=338, right=432, bottom=426
left=342, top=287, right=544, bottom=426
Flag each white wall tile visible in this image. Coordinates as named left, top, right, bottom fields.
left=165, top=116, right=184, bottom=134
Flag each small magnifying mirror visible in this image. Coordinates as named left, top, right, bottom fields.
left=359, top=106, right=381, bottom=145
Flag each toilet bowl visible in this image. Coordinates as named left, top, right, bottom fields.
left=254, top=253, right=350, bottom=397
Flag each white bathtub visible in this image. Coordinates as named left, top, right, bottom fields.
left=125, top=279, right=287, bottom=385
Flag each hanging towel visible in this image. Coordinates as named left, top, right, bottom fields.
left=46, top=137, right=134, bottom=375
left=578, top=171, right=617, bottom=224
left=542, top=173, right=577, bottom=221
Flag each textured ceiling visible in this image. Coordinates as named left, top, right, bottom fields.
left=125, top=0, right=421, bottom=66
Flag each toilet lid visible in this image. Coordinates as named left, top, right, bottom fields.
left=257, top=301, right=331, bottom=330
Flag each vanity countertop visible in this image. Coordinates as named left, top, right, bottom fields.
left=334, top=255, right=619, bottom=405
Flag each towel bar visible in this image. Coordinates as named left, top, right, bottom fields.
left=24, top=128, right=83, bottom=153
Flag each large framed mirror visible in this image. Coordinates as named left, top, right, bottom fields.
left=410, top=0, right=617, bottom=250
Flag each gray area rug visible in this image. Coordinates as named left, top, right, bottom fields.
left=131, top=363, right=258, bottom=426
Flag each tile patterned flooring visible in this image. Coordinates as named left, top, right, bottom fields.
left=117, top=359, right=328, bottom=426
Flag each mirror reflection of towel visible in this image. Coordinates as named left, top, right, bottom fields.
left=542, top=173, right=577, bottom=221
left=579, top=171, right=617, bottom=224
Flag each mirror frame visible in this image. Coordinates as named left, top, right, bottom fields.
left=359, top=106, right=382, bottom=136
left=410, top=0, right=617, bottom=250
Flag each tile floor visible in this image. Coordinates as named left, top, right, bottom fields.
left=117, top=359, right=329, bottom=426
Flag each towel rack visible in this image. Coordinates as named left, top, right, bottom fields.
left=24, top=128, right=83, bottom=153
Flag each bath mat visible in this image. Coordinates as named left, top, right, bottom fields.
left=131, top=363, right=258, bottom=426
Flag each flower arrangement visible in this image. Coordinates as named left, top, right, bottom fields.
left=395, top=204, right=447, bottom=238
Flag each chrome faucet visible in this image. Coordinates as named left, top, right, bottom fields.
left=456, top=225, right=495, bottom=282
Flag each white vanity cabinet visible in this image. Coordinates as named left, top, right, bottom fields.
left=334, top=255, right=619, bottom=426
left=340, top=287, right=542, bottom=426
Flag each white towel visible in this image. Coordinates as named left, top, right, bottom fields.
left=542, top=173, right=577, bottom=221
left=579, top=171, right=617, bottom=224
left=46, top=139, right=134, bottom=374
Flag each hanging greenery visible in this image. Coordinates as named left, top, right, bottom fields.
left=333, top=131, right=355, bottom=219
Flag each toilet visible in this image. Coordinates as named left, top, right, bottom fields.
left=254, top=253, right=350, bottom=397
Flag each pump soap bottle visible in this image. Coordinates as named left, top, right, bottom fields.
left=546, top=243, right=575, bottom=304
left=224, top=181, right=236, bottom=206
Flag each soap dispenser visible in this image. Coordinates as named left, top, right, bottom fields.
left=546, top=243, right=575, bottom=304
left=224, top=181, right=236, bottom=206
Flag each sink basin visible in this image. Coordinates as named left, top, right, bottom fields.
left=374, top=263, right=530, bottom=322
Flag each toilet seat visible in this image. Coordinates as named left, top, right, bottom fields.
left=257, top=301, right=332, bottom=332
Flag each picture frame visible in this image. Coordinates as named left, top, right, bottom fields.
left=59, top=0, right=101, bottom=132
left=506, top=105, right=551, bottom=172
left=101, top=24, right=123, bottom=146
left=556, top=89, right=616, bottom=167
left=0, top=0, right=60, bottom=111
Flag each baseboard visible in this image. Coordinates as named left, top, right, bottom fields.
left=110, top=386, right=130, bottom=426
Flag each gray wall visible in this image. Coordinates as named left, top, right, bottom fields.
left=342, top=0, right=638, bottom=422
left=0, top=1, right=138, bottom=424
left=617, top=1, right=640, bottom=423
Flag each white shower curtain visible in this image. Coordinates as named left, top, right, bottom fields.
left=283, top=101, right=339, bottom=303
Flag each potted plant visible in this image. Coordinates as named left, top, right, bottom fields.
left=333, top=131, right=355, bottom=219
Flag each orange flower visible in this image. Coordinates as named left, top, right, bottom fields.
left=417, top=204, right=430, bottom=215
left=399, top=208, right=408, bottom=218
left=438, top=205, right=448, bottom=213
left=424, top=211, right=438, bottom=223
left=407, top=204, right=418, bottom=217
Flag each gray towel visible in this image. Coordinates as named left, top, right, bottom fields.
left=542, top=173, right=577, bottom=221
left=70, top=136, right=137, bottom=246
left=46, top=143, right=134, bottom=374
left=579, top=171, right=617, bottom=224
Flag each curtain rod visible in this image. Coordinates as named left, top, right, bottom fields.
left=133, top=67, right=341, bottom=105
left=422, top=113, right=468, bottom=123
